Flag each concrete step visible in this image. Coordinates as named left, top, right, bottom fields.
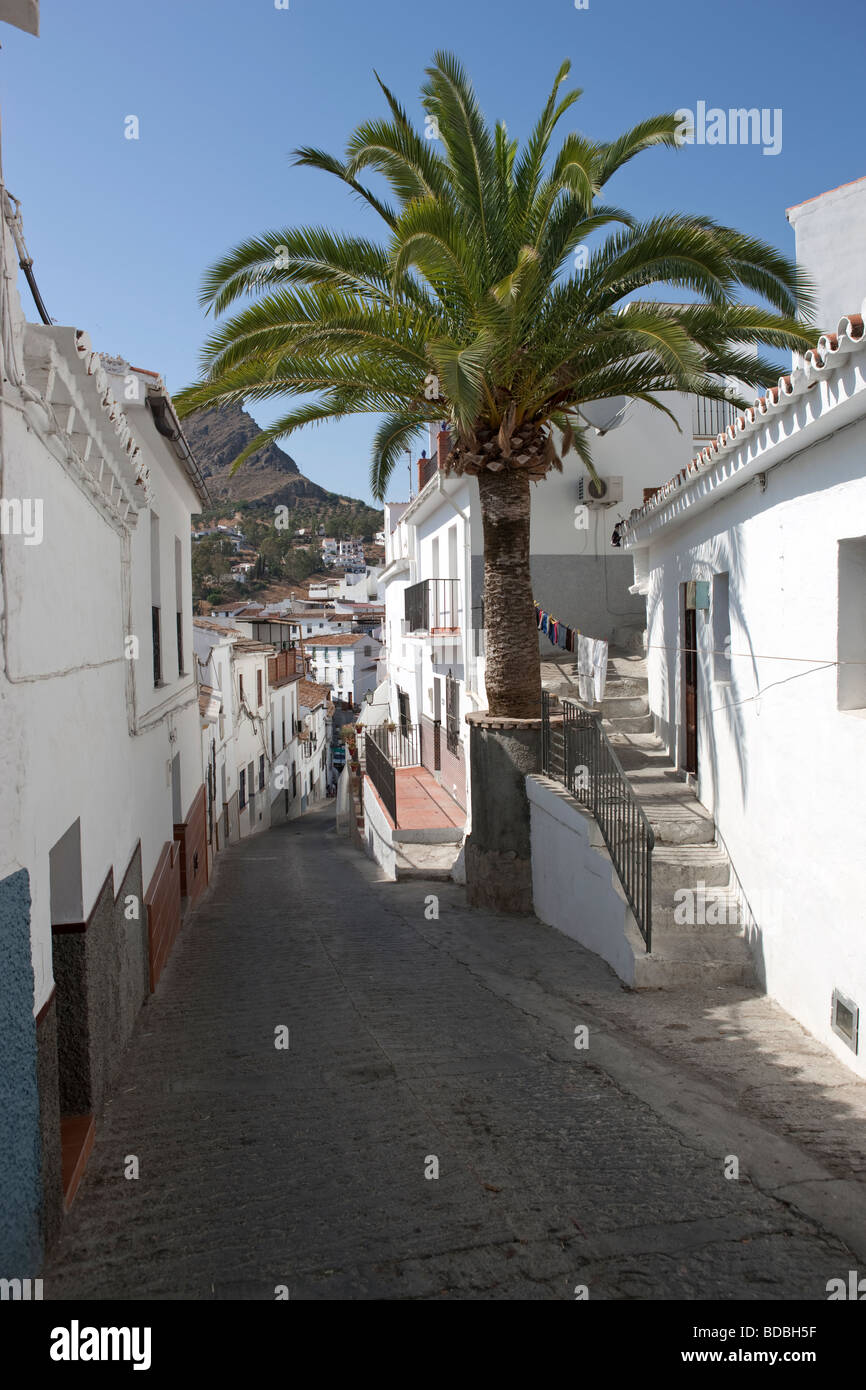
left=651, top=889, right=743, bottom=931
left=648, top=925, right=751, bottom=961
left=652, top=842, right=731, bottom=891
left=394, top=842, right=460, bottom=881
left=600, top=694, right=649, bottom=718
left=603, top=675, right=649, bottom=697
left=634, top=953, right=756, bottom=989
left=645, top=795, right=716, bottom=846
left=603, top=713, right=654, bottom=735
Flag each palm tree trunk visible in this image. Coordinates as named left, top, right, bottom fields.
left=477, top=468, right=541, bottom=718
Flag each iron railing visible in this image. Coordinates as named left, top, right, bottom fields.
left=692, top=395, right=738, bottom=440
left=365, top=724, right=398, bottom=825
left=404, top=578, right=460, bottom=633
left=357, top=722, right=421, bottom=769
left=542, top=691, right=654, bottom=950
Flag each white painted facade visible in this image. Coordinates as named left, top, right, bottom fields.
left=787, top=177, right=866, bottom=334
left=0, top=210, right=207, bottom=1014
left=296, top=683, right=331, bottom=807
left=305, top=634, right=382, bottom=708
left=381, top=474, right=484, bottom=817
left=622, top=301, right=866, bottom=1075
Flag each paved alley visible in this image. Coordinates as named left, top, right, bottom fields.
left=45, top=807, right=866, bottom=1301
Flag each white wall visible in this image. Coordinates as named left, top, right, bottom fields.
left=788, top=177, right=866, bottom=334
left=528, top=776, right=642, bottom=984
left=0, top=336, right=203, bottom=1014
left=636, top=415, right=866, bottom=1075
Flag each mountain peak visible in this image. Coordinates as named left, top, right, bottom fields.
left=182, top=402, right=340, bottom=508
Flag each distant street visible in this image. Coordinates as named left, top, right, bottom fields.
left=45, top=806, right=866, bottom=1300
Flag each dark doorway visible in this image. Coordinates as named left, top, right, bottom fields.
left=432, top=676, right=442, bottom=771
left=682, top=590, right=698, bottom=775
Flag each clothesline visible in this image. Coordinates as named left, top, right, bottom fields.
left=534, top=602, right=609, bottom=704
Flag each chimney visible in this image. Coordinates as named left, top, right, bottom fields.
left=417, top=450, right=436, bottom=493
left=436, top=424, right=450, bottom=471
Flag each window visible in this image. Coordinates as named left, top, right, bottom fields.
left=174, top=536, right=185, bottom=676
left=239, top=768, right=246, bottom=809
left=364, top=645, right=372, bottom=657
left=281, top=698, right=286, bottom=749
left=150, top=512, right=161, bottom=686
left=712, top=573, right=731, bottom=682
left=838, top=537, right=866, bottom=710
left=292, top=762, right=297, bottom=797
left=239, top=673, right=244, bottom=702
left=271, top=728, right=275, bottom=757
left=259, top=755, right=265, bottom=791
left=445, top=670, right=460, bottom=755
left=257, top=669, right=263, bottom=708
left=152, top=606, right=162, bottom=685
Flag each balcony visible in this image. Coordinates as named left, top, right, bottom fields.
left=692, top=395, right=739, bottom=441
left=404, top=578, right=460, bottom=636
left=268, top=646, right=305, bottom=686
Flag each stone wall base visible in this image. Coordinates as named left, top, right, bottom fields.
left=465, top=843, right=533, bottom=913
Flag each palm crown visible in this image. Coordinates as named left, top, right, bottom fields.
left=176, top=53, right=815, bottom=717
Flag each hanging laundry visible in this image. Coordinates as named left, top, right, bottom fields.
left=591, top=638, right=609, bottom=703
left=577, top=634, right=594, bottom=703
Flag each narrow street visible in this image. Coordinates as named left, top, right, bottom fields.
left=45, top=807, right=866, bottom=1301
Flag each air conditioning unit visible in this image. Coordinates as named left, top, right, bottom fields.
left=577, top=475, right=623, bottom=508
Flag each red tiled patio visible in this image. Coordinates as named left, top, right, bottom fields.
left=365, top=766, right=464, bottom=831
left=394, top=767, right=464, bottom=830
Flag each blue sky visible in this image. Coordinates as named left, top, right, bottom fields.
left=1, top=0, right=863, bottom=505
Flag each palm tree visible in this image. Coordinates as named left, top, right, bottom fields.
left=176, top=53, right=814, bottom=719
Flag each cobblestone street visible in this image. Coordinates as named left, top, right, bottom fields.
left=45, top=807, right=866, bottom=1301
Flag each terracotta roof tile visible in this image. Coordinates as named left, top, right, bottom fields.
left=621, top=302, right=866, bottom=537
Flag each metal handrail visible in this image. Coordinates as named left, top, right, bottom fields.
left=364, top=725, right=398, bottom=825
left=542, top=691, right=654, bottom=950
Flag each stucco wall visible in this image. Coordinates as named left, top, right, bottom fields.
left=528, top=776, right=640, bottom=984
left=640, top=417, right=866, bottom=1075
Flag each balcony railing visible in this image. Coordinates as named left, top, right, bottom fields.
left=692, top=395, right=738, bottom=440
left=404, top=578, right=460, bottom=634
left=357, top=722, right=421, bottom=769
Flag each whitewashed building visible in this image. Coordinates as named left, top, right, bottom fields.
left=304, top=632, right=382, bottom=708
left=0, top=205, right=209, bottom=1270
left=296, top=680, right=332, bottom=807
left=619, top=181, right=866, bottom=1075
left=380, top=452, right=484, bottom=816
left=621, top=300, right=866, bottom=1075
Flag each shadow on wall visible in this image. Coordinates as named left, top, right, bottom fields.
left=0, top=869, right=43, bottom=1276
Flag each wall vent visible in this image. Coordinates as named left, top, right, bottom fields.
left=831, top=989, right=859, bottom=1053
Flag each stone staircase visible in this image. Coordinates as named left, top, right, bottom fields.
left=542, top=648, right=755, bottom=988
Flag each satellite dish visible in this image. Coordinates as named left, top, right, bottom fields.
left=577, top=397, right=630, bottom=434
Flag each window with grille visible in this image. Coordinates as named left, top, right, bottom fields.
left=446, top=671, right=460, bottom=755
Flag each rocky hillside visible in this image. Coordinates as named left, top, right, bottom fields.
left=183, top=403, right=357, bottom=510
